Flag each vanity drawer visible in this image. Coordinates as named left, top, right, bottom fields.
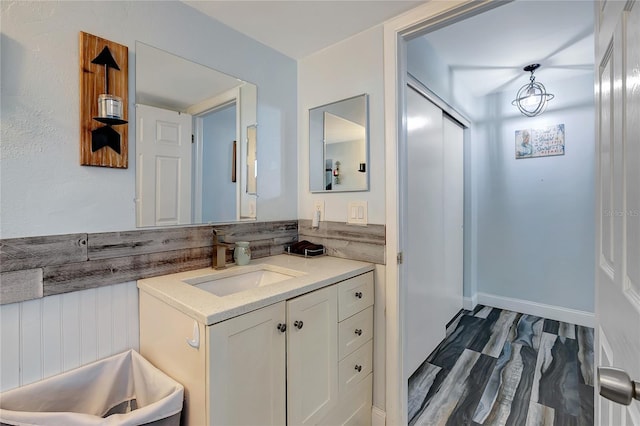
left=338, top=272, right=374, bottom=321
left=338, top=340, right=372, bottom=396
left=338, top=306, right=373, bottom=360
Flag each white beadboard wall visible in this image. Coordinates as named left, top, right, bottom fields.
left=0, top=282, right=139, bottom=392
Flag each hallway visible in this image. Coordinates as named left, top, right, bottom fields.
left=408, top=306, right=594, bottom=425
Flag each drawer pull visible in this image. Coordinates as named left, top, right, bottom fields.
left=277, top=323, right=287, bottom=333
left=354, top=364, right=362, bottom=372
left=355, top=291, right=363, bottom=299
left=355, top=328, right=363, bottom=336
left=294, top=320, right=304, bottom=330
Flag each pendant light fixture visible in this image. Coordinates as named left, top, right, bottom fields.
left=512, top=63, right=554, bottom=117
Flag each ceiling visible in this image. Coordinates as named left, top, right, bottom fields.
left=180, top=0, right=594, bottom=100
left=136, top=42, right=244, bottom=112
left=183, top=0, right=424, bottom=59
left=418, top=0, right=595, bottom=98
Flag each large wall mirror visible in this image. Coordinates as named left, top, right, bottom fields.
left=135, top=42, right=257, bottom=227
left=309, top=94, right=369, bottom=192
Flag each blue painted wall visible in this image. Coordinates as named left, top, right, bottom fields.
left=407, top=37, right=595, bottom=313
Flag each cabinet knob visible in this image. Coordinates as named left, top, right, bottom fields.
left=294, top=320, right=304, bottom=330
left=277, top=323, right=287, bottom=333
left=355, top=291, right=363, bottom=299
left=355, top=364, right=362, bottom=372
left=355, top=328, right=363, bottom=336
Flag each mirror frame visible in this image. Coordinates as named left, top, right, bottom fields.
left=309, top=94, right=370, bottom=193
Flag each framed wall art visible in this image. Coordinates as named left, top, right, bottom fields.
left=515, top=124, right=565, bottom=159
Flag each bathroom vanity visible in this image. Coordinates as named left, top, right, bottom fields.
left=138, top=255, right=374, bottom=425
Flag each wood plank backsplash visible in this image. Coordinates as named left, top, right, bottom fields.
left=298, top=220, right=386, bottom=264
left=0, top=221, right=298, bottom=304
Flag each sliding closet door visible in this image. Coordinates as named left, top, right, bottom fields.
left=442, top=116, right=464, bottom=324
left=405, top=87, right=445, bottom=376
left=404, top=87, right=464, bottom=376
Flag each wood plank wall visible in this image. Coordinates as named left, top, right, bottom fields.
left=298, top=220, right=386, bottom=264
left=0, top=221, right=298, bottom=304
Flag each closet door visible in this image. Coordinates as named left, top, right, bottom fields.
left=405, top=87, right=446, bottom=376
left=404, top=86, right=464, bottom=376
left=442, top=116, right=465, bottom=325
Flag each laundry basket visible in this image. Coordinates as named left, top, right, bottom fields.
left=0, top=349, right=183, bottom=426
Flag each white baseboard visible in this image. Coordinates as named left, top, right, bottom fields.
left=476, top=292, right=595, bottom=327
left=371, top=406, right=386, bottom=426
left=463, top=294, right=477, bottom=311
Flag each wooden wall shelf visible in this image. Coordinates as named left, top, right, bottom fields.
left=79, top=32, right=129, bottom=168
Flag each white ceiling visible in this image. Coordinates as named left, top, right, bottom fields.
left=183, top=0, right=424, bottom=59
left=418, top=0, right=594, bottom=98
left=178, top=0, right=594, bottom=102
left=136, top=42, right=244, bottom=112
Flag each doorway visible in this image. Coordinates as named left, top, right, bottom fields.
left=382, top=1, right=599, bottom=423
left=194, top=102, right=238, bottom=223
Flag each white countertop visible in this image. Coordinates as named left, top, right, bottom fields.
left=137, top=254, right=374, bottom=325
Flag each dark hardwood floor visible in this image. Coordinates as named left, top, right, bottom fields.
left=408, top=305, right=594, bottom=426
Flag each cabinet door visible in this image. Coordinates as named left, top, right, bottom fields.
left=287, top=285, right=338, bottom=425
left=208, top=302, right=286, bottom=426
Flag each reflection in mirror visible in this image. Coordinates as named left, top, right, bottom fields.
left=309, top=94, right=369, bottom=192
left=135, top=42, right=257, bottom=227
left=246, top=125, right=257, bottom=195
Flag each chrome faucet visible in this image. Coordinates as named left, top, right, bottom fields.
left=212, top=229, right=233, bottom=270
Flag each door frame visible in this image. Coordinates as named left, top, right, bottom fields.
left=382, top=1, right=510, bottom=423
left=191, top=89, right=241, bottom=223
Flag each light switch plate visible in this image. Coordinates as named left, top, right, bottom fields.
left=347, top=201, right=367, bottom=225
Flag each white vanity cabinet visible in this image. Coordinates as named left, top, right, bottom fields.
left=139, top=269, right=374, bottom=426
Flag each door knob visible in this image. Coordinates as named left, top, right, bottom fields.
left=355, top=291, right=363, bottom=299
left=294, top=320, right=304, bottom=330
left=277, top=323, right=287, bottom=333
left=598, top=366, right=640, bottom=405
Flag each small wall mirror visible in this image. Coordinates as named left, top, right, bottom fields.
left=135, top=42, right=257, bottom=227
left=309, top=94, right=369, bottom=192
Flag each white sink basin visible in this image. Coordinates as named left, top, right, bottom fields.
left=184, top=264, right=305, bottom=297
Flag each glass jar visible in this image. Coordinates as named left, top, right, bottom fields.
left=234, top=241, right=251, bottom=266
left=97, top=94, right=123, bottom=119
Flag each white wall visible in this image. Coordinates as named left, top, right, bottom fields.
left=297, top=26, right=387, bottom=411
left=406, top=36, right=477, bottom=120
left=407, top=36, right=479, bottom=303
left=0, top=0, right=297, bottom=390
left=407, top=34, right=595, bottom=315
left=298, top=26, right=385, bottom=224
left=474, top=73, right=595, bottom=313
left=0, top=0, right=297, bottom=239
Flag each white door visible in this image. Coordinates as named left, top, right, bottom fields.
left=287, top=285, right=338, bottom=425
left=404, top=86, right=464, bottom=376
left=136, top=104, right=192, bottom=227
left=443, top=115, right=465, bottom=325
left=208, top=302, right=286, bottom=426
left=595, top=1, right=640, bottom=424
